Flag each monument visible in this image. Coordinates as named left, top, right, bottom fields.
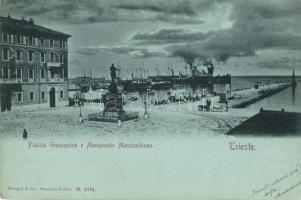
left=88, top=63, right=139, bottom=123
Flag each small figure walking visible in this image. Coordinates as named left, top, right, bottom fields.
left=23, top=129, right=28, bottom=139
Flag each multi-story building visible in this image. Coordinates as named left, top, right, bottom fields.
left=0, top=16, right=71, bottom=111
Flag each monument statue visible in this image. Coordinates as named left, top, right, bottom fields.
left=110, top=63, right=119, bottom=82
left=88, top=62, right=139, bottom=123
left=108, top=63, right=120, bottom=94
left=105, top=63, right=122, bottom=111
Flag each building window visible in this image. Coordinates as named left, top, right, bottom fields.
left=60, top=54, right=64, bottom=63
left=29, top=69, right=34, bottom=79
left=2, top=49, right=9, bottom=61
left=17, top=92, right=23, bottom=102
left=29, top=92, right=35, bottom=101
left=16, top=35, right=23, bottom=44
left=40, top=52, right=45, bottom=63
left=55, top=54, right=59, bottom=63
left=16, top=68, right=22, bottom=79
left=16, top=50, right=22, bottom=61
left=10, top=68, right=16, bottom=78
left=40, top=69, right=45, bottom=79
left=45, top=39, right=49, bottom=47
left=59, top=41, right=63, bottom=48
left=10, top=70, right=16, bottom=78
left=60, top=91, right=64, bottom=98
left=3, top=68, right=9, bottom=78
left=50, top=39, right=54, bottom=47
left=28, top=37, right=33, bottom=45
left=51, top=71, right=54, bottom=79
left=10, top=34, right=14, bottom=43
left=50, top=52, right=55, bottom=62
left=41, top=91, right=45, bottom=100
left=23, top=36, right=27, bottom=45
left=3, top=33, right=8, bottom=43
left=40, top=39, right=45, bottom=46
left=28, top=51, right=34, bottom=62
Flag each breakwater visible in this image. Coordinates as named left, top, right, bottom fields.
left=230, top=83, right=291, bottom=108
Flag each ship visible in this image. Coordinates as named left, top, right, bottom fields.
left=121, top=61, right=231, bottom=94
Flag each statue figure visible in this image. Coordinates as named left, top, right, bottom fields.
left=108, top=63, right=120, bottom=94
left=110, top=63, right=120, bottom=82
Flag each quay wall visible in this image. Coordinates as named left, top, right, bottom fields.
left=231, top=83, right=291, bottom=108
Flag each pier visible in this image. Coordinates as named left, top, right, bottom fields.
left=229, top=82, right=291, bottom=108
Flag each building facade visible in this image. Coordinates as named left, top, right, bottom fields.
left=0, top=16, right=71, bottom=111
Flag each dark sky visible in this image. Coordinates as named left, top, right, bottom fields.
left=1, top=0, right=301, bottom=77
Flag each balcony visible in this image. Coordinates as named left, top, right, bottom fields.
left=47, top=62, right=62, bottom=68
left=0, top=79, right=20, bottom=84
left=0, top=76, right=27, bottom=84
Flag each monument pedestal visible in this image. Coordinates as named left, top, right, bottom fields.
left=88, top=78, right=139, bottom=123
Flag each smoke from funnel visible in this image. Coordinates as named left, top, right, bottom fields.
left=172, top=45, right=200, bottom=70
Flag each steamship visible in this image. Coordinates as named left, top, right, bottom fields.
left=122, top=63, right=231, bottom=93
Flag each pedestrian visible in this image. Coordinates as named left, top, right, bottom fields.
left=23, top=129, right=27, bottom=139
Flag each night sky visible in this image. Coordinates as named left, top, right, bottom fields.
left=1, top=0, right=301, bottom=77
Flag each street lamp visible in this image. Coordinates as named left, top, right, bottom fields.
left=147, top=88, right=151, bottom=105
left=145, top=88, right=151, bottom=119
left=78, top=92, right=83, bottom=123
left=202, top=89, right=206, bottom=111
left=211, top=94, right=214, bottom=111
left=79, top=102, right=82, bottom=122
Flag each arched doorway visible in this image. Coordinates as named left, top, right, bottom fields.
left=49, top=87, right=56, bottom=107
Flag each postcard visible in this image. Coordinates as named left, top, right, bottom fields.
left=0, top=0, right=301, bottom=199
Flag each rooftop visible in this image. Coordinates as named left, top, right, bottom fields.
left=227, top=109, right=301, bottom=135
left=0, top=16, right=71, bottom=40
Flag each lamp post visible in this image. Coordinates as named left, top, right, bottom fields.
left=79, top=102, right=82, bottom=122
left=211, top=94, right=214, bottom=111
left=147, top=88, right=151, bottom=105
left=145, top=88, right=151, bottom=119
left=78, top=92, right=83, bottom=123
left=202, top=89, right=206, bottom=111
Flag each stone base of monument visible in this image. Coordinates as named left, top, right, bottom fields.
left=88, top=111, right=139, bottom=123
left=88, top=93, right=139, bottom=123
